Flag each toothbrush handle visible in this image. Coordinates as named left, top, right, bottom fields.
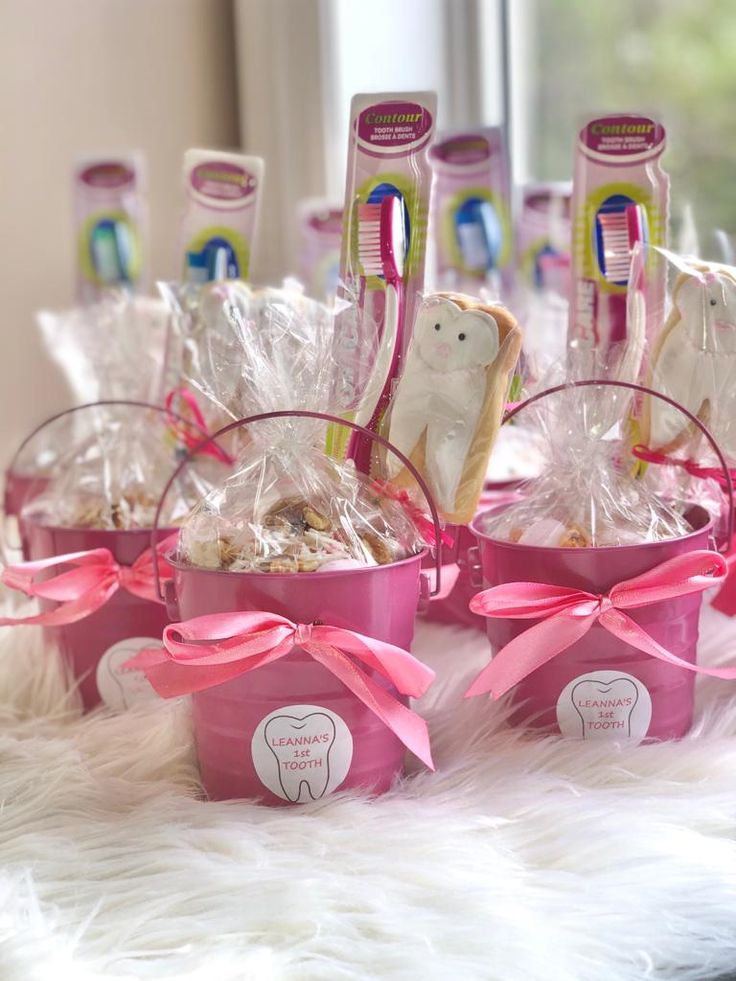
left=606, top=292, right=628, bottom=346
left=349, top=279, right=404, bottom=474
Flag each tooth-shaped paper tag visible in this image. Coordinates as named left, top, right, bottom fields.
left=555, top=670, right=652, bottom=744
left=251, top=704, right=353, bottom=803
left=96, top=636, right=162, bottom=710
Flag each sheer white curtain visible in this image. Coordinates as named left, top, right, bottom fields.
left=233, top=0, right=507, bottom=283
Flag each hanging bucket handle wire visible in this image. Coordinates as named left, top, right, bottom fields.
left=502, top=378, right=734, bottom=553
left=4, top=399, right=222, bottom=550
left=151, top=409, right=444, bottom=601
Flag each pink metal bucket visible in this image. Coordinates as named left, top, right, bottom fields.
left=4, top=471, right=51, bottom=519
left=469, top=381, right=733, bottom=743
left=154, top=410, right=443, bottom=804
left=24, top=520, right=172, bottom=711
left=3, top=400, right=214, bottom=709
left=5, top=399, right=206, bottom=561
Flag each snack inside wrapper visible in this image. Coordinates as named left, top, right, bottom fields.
left=479, top=383, right=692, bottom=548
left=22, top=403, right=217, bottom=531
left=172, top=280, right=427, bottom=572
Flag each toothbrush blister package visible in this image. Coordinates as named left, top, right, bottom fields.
left=179, top=149, right=264, bottom=285
left=568, top=114, right=669, bottom=368
left=297, top=199, right=343, bottom=299
left=74, top=154, right=148, bottom=302
left=172, top=282, right=426, bottom=574
left=516, top=182, right=571, bottom=294
left=329, top=93, right=436, bottom=464
left=511, top=182, right=572, bottom=384
left=429, top=128, right=512, bottom=295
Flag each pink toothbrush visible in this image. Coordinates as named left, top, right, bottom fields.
left=596, top=203, right=646, bottom=346
left=348, top=195, right=407, bottom=473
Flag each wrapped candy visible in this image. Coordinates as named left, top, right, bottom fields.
left=171, top=280, right=426, bottom=573
left=3, top=294, right=223, bottom=713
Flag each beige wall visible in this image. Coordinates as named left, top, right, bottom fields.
left=0, top=0, right=239, bottom=462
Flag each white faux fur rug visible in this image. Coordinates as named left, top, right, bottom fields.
left=3, top=603, right=736, bottom=980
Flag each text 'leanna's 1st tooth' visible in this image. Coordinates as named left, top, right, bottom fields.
left=555, top=671, right=653, bottom=744
left=251, top=704, right=354, bottom=803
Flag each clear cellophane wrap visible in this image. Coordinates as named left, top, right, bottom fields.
left=173, top=280, right=426, bottom=573
left=479, top=372, right=693, bottom=548
left=25, top=293, right=219, bottom=530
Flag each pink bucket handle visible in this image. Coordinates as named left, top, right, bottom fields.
left=502, top=379, right=734, bottom=553
left=4, top=399, right=219, bottom=550
left=151, top=409, right=444, bottom=601
left=7, top=399, right=215, bottom=476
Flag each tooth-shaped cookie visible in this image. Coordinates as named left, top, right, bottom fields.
left=265, top=712, right=336, bottom=802
left=386, top=293, right=521, bottom=524
left=641, top=263, right=736, bottom=456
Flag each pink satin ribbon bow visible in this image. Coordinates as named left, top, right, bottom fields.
left=632, top=443, right=736, bottom=490
left=466, top=550, right=729, bottom=699
left=125, top=611, right=435, bottom=769
left=0, top=535, right=177, bottom=627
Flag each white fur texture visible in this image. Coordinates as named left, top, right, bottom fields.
left=3, top=603, right=736, bottom=979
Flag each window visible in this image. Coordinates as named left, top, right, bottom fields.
left=510, top=0, right=736, bottom=251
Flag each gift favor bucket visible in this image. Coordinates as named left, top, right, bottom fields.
left=22, top=522, right=173, bottom=710
left=146, top=410, right=442, bottom=804
left=1, top=400, right=214, bottom=711
left=467, top=381, right=733, bottom=743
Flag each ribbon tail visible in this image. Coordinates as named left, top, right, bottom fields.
left=465, top=611, right=598, bottom=699
left=308, top=645, right=434, bottom=770
left=601, top=609, right=736, bottom=680
left=314, top=627, right=435, bottom=697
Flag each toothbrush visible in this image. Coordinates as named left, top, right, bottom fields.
left=91, top=221, right=130, bottom=285
left=347, top=194, right=407, bottom=473
left=113, top=220, right=133, bottom=281
left=455, top=198, right=502, bottom=277
left=597, top=204, right=644, bottom=285
left=595, top=202, right=646, bottom=346
left=210, top=244, right=230, bottom=281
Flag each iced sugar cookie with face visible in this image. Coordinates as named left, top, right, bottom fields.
left=642, top=264, right=736, bottom=458
left=387, top=293, right=522, bottom=523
